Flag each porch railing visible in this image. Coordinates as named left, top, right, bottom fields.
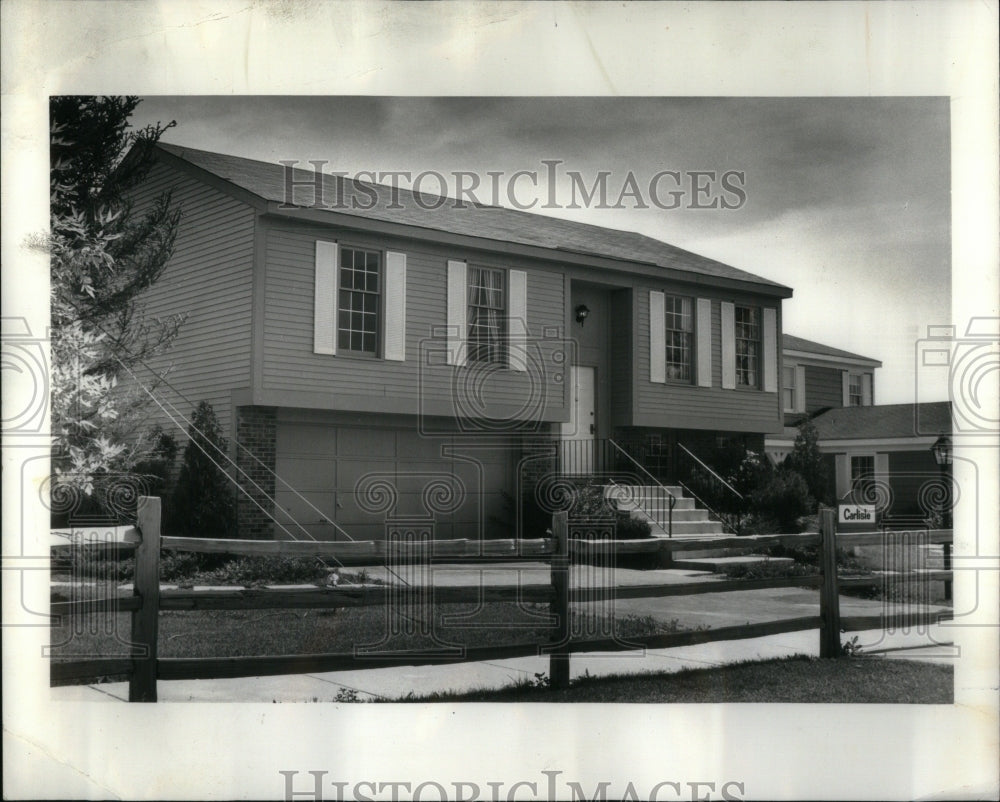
left=675, top=443, right=744, bottom=535
left=557, top=438, right=677, bottom=537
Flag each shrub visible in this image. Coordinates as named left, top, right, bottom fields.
left=132, top=427, right=179, bottom=500
left=615, top=515, right=652, bottom=540
left=748, top=470, right=813, bottom=533
left=168, top=401, right=237, bottom=537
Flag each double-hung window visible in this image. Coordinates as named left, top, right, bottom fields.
left=664, top=295, right=692, bottom=381
left=783, top=365, right=796, bottom=412
left=851, top=455, right=875, bottom=495
left=734, top=305, right=760, bottom=388
left=467, top=266, right=506, bottom=363
left=337, top=246, right=381, bottom=355
left=849, top=373, right=863, bottom=406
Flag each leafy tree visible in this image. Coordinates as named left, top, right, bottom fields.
left=784, top=419, right=832, bottom=507
left=47, top=96, right=183, bottom=511
left=168, top=401, right=237, bottom=537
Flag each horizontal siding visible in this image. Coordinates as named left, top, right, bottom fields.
left=262, top=222, right=567, bottom=419
left=609, top=289, right=632, bottom=427
left=804, top=365, right=843, bottom=414
left=634, top=284, right=781, bottom=432
left=127, top=160, right=254, bottom=444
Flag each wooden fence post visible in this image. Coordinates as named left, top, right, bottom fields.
left=818, top=507, right=841, bottom=658
left=549, top=511, right=571, bottom=690
left=943, top=538, right=953, bottom=602
left=130, top=496, right=161, bottom=702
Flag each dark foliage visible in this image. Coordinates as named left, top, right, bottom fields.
left=168, top=401, right=237, bottom=537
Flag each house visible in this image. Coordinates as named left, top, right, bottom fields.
left=812, top=401, right=952, bottom=526
left=130, top=143, right=792, bottom=540
left=765, top=334, right=882, bottom=464
left=765, top=335, right=950, bottom=525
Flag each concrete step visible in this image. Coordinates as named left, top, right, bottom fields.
left=616, top=503, right=711, bottom=522
left=604, top=486, right=696, bottom=510
left=671, top=555, right=796, bottom=573
left=606, top=484, right=685, bottom=498
left=645, top=519, right=726, bottom=537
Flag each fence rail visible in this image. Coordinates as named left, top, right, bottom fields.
left=50, top=500, right=954, bottom=699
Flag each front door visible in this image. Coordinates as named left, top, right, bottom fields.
left=560, top=365, right=596, bottom=474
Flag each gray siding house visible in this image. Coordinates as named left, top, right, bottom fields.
left=133, top=144, right=793, bottom=540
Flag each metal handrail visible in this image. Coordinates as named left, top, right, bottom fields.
left=677, top=480, right=740, bottom=536
left=677, top=443, right=744, bottom=500
left=608, top=439, right=677, bottom=538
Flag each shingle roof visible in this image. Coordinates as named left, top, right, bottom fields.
left=811, top=401, right=951, bottom=440
left=155, top=143, right=792, bottom=294
left=783, top=334, right=881, bottom=365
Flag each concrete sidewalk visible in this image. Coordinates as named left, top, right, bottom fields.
left=50, top=623, right=957, bottom=703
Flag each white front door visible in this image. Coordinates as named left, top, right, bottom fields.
left=560, top=365, right=596, bottom=474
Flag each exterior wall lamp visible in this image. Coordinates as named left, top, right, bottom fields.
left=575, top=304, right=590, bottom=325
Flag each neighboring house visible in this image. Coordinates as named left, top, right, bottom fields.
left=766, top=334, right=950, bottom=525
left=130, top=143, right=792, bottom=540
left=765, top=334, right=882, bottom=464
left=812, top=401, right=952, bottom=526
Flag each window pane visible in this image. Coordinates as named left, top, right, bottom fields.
left=467, top=267, right=506, bottom=363
left=336, top=246, right=381, bottom=354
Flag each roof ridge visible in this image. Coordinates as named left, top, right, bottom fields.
left=153, top=142, right=792, bottom=292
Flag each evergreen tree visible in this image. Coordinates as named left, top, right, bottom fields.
left=169, top=401, right=237, bottom=537
left=784, top=419, right=832, bottom=507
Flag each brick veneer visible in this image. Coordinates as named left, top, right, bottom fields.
left=235, top=406, right=277, bottom=539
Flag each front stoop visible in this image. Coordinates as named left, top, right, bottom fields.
left=605, top=484, right=726, bottom=537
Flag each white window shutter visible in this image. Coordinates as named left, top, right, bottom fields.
left=762, top=307, right=777, bottom=393
left=862, top=373, right=873, bottom=406
left=649, top=290, right=666, bottom=384
left=874, top=452, right=889, bottom=484
left=384, top=251, right=406, bottom=361
left=795, top=364, right=807, bottom=412
left=720, top=301, right=736, bottom=389
left=835, top=454, right=850, bottom=500
left=842, top=371, right=851, bottom=406
left=314, top=240, right=338, bottom=355
left=447, top=260, right=468, bottom=366
left=507, top=269, right=528, bottom=371
left=696, top=298, right=712, bottom=387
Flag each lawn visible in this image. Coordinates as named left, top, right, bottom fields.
left=395, top=655, right=954, bottom=704
left=49, top=600, right=688, bottom=684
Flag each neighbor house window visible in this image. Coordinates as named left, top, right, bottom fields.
left=851, top=455, right=875, bottom=495
left=664, top=295, right=692, bottom=381
left=734, top=305, right=760, bottom=387
left=467, top=266, right=506, bottom=363
left=338, top=246, right=381, bottom=354
left=849, top=373, right=863, bottom=406
left=783, top=365, right=796, bottom=412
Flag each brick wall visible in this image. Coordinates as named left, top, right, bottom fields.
left=235, top=406, right=277, bottom=538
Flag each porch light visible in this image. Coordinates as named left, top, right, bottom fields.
left=931, top=434, right=953, bottom=466
left=575, top=304, right=590, bottom=325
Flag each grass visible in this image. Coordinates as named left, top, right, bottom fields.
left=388, top=655, right=954, bottom=703
left=49, top=602, right=690, bottom=683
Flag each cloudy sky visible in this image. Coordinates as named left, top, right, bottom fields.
left=131, top=96, right=951, bottom=403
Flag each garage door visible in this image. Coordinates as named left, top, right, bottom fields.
left=273, top=420, right=515, bottom=541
